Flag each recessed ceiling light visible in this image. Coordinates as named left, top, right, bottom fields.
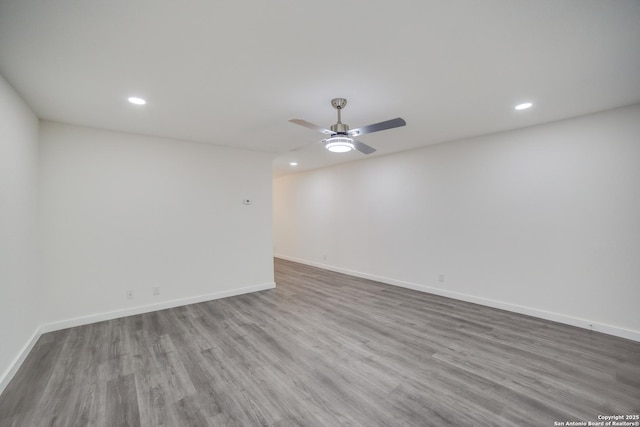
left=290, top=162, right=298, bottom=166
left=128, top=96, right=146, bottom=105
left=515, top=102, right=533, bottom=110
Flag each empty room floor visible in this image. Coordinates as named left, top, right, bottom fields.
left=1, top=258, right=639, bottom=426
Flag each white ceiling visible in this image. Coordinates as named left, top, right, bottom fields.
left=1, top=1, right=639, bottom=176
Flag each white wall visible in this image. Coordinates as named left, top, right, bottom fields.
left=274, top=104, right=640, bottom=341
left=0, top=74, right=40, bottom=390
left=39, top=122, right=274, bottom=327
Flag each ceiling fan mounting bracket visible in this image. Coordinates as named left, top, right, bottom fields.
left=331, top=98, right=347, bottom=110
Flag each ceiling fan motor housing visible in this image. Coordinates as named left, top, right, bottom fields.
left=330, top=123, right=349, bottom=133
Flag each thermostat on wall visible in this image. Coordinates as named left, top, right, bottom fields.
left=243, top=199, right=252, bottom=205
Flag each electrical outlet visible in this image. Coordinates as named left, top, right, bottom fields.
left=126, top=290, right=134, bottom=299
left=438, top=274, right=445, bottom=283
left=153, top=286, right=160, bottom=296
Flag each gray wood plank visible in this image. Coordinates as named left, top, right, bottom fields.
left=105, top=374, right=140, bottom=427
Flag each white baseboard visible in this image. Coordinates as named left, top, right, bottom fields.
left=0, top=328, right=41, bottom=395
left=275, top=254, right=640, bottom=342
left=0, top=282, right=275, bottom=396
left=40, top=282, right=276, bottom=333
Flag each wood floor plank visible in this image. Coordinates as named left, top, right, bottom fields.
left=105, top=373, right=141, bottom=427
left=1, top=258, right=639, bottom=426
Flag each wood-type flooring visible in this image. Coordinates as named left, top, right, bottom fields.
left=1, top=258, right=639, bottom=426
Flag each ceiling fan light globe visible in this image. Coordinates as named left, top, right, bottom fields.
left=324, top=136, right=354, bottom=153
left=327, top=144, right=353, bottom=153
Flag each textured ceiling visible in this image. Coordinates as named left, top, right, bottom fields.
left=1, top=0, right=639, bottom=176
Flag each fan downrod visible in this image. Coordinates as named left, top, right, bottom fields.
left=330, top=98, right=349, bottom=132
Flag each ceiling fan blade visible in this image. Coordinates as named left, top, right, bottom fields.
left=289, top=119, right=333, bottom=135
left=353, top=140, right=376, bottom=155
left=348, top=117, right=406, bottom=137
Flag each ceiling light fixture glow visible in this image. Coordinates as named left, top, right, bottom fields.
left=290, top=162, right=298, bottom=166
left=128, top=96, right=146, bottom=105
left=324, top=136, right=354, bottom=153
left=515, top=102, right=533, bottom=110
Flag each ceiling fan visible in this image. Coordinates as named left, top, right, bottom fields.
left=289, top=98, right=406, bottom=154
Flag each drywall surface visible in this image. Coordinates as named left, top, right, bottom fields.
left=39, top=122, right=274, bottom=325
left=0, top=74, right=40, bottom=391
left=274, top=104, right=640, bottom=340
